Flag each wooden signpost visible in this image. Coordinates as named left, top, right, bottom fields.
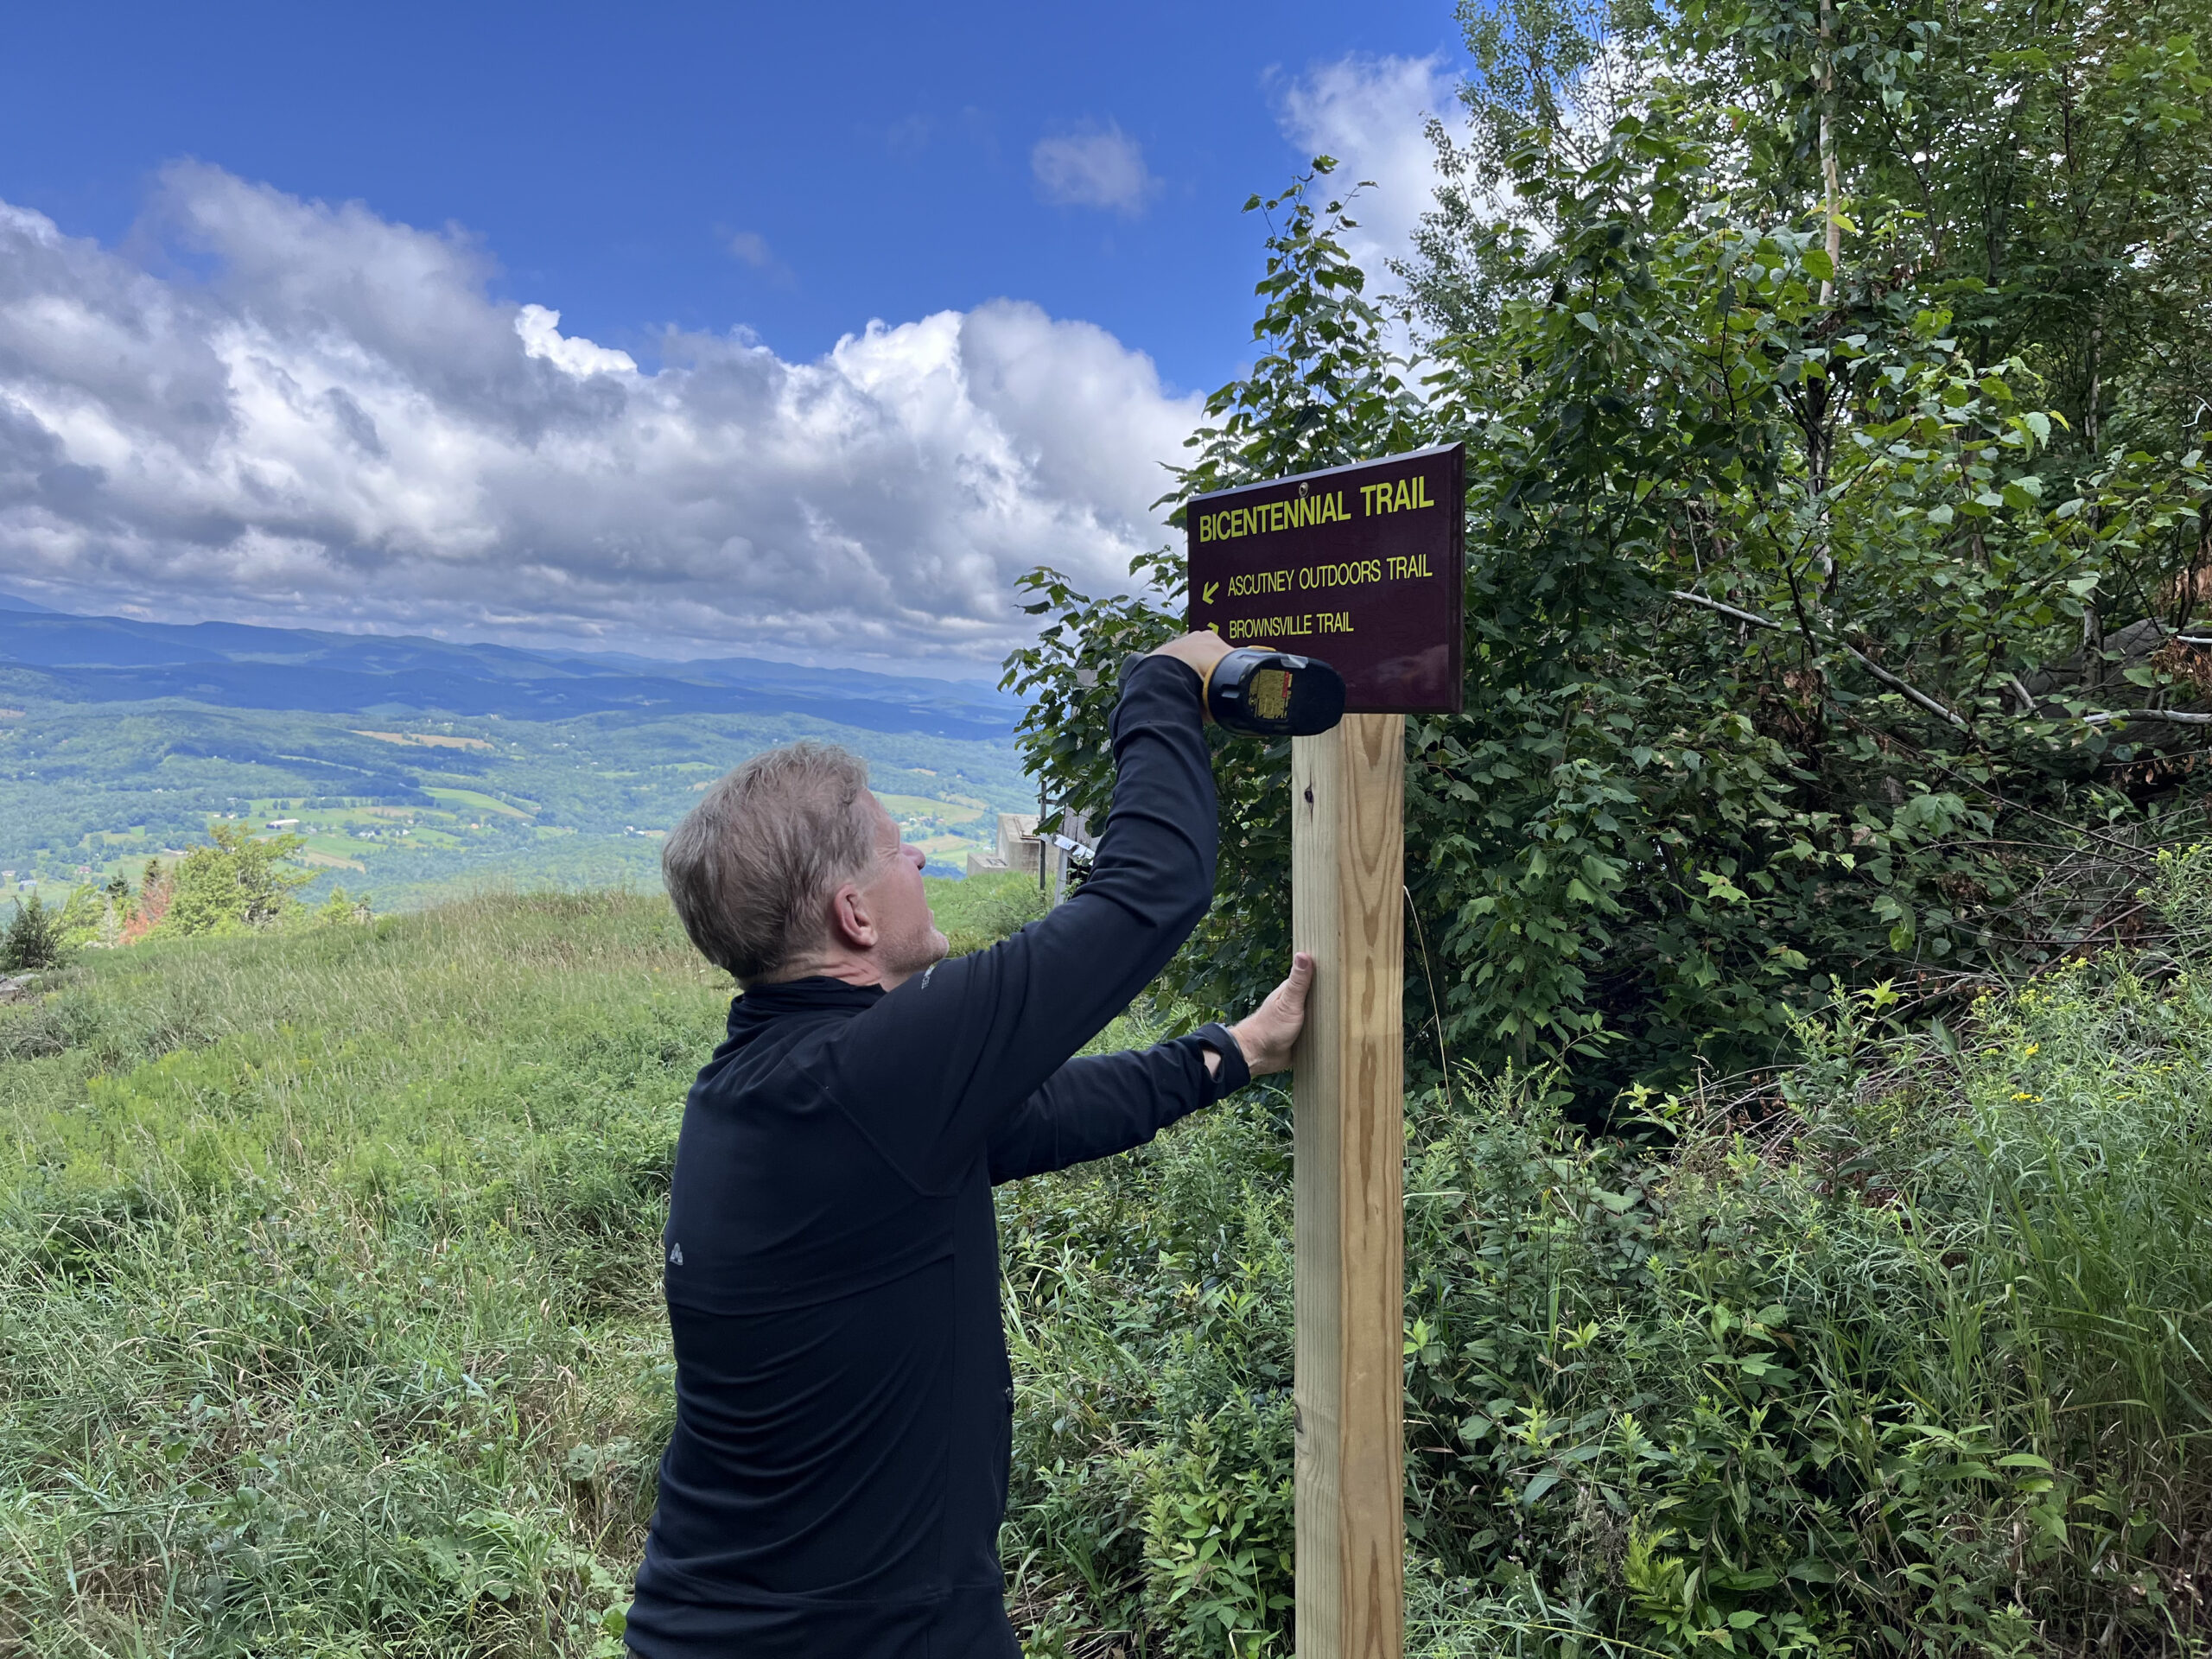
left=1188, top=444, right=1465, bottom=1659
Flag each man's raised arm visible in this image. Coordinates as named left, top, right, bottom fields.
left=827, top=636, right=1240, bottom=1189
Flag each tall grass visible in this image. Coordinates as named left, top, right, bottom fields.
left=0, top=869, right=1047, bottom=1658
left=0, top=893, right=720, bottom=1657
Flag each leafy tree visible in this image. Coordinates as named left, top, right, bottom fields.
left=314, top=887, right=372, bottom=926
left=50, top=883, right=104, bottom=950
left=93, top=870, right=131, bottom=947
left=1005, top=0, right=2212, bottom=1102
left=155, top=823, right=312, bottom=938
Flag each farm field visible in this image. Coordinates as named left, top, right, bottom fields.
left=0, top=700, right=1032, bottom=912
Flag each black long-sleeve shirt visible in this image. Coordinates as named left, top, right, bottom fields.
left=625, top=656, right=1249, bottom=1658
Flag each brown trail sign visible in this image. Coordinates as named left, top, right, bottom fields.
left=1187, top=444, right=1465, bottom=1659
left=1188, top=443, right=1465, bottom=716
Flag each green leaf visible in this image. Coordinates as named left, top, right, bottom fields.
left=1698, top=870, right=1750, bottom=903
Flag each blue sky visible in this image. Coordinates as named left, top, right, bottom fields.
left=0, top=1, right=1470, bottom=667
left=5, top=0, right=1459, bottom=388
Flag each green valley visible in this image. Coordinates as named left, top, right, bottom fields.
left=0, top=700, right=1032, bottom=912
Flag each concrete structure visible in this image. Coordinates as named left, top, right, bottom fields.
left=995, top=813, right=1041, bottom=875
left=963, top=810, right=1096, bottom=899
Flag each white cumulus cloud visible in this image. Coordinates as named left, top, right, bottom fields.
left=1031, top=122, right=1160, bottom=215
left=1275, top=54, right=1454, bottom=296
left=0, top=163, right=1199, bottom=669
left=515, top=304, right=639, bottom=377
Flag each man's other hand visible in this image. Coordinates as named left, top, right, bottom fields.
left=1229, top=951, right=1315, bottom=1077
left=1149, top=629, right=1235, bottom=689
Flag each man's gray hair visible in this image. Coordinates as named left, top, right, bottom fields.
left=662, top=741, right=879, bottom=982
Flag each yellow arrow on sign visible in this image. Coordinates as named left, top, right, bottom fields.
left=1202, top=581, right=1219, bottom=604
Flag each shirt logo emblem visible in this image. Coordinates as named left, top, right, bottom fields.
left=667, top=1243, right=684, bottom=1267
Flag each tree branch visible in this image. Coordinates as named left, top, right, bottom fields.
left=2082, top=708, right=2212, bottom=726
left=1837, top=640, right=1971, bottom=732
left=1666, top=589, right=2210, bottom=734
left=1667, top=588, right=1969, bottom=730
left=1668, top=588, right=1776, bottom=631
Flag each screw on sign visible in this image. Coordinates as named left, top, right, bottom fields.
left=1188, top=445, right=1465, bottom=1659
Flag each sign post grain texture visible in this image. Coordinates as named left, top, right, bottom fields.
left=1189, top=446, right=1459, bottom=1658
left=1291, top=713, right=1406, bottom=1659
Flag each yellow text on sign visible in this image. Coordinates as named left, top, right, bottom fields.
left=1196, top=491, right=1351, bottom=544
left=1222, top=556, right=1434, bottom=604
left=1360, top=475, right=1436, bottom=516
left=1224, top=612, right=1355, bottom=641
left=1195, top=475, right=1442, bottom=550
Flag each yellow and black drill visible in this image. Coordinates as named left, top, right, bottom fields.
left=1201, top=649, right=1345, bottom=737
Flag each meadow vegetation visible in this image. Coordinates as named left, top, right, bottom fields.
left=0, top=874, right=1043, bottom=1657
left=4, top=862, right=2211, bottom=1655
left=0, top=892, right=709, bottom=1656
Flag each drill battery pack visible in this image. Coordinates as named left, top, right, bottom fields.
left=1202, top=649, right=1346, bottom=738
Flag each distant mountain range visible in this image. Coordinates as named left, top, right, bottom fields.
left=0, top=594, right=1020, bottom=741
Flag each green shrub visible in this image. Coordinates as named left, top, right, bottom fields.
left=1003, top=925, right=2212, bottom=1655
left=1001, top=1068, right=1297, bottom=1657
left=156, top=822, right=314, bottom=937
left=1006, top=0, right=2212, bottom=1103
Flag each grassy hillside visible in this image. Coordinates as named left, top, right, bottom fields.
left=5, top=874, right=2212, bottom=1656
left=0, top=893, right=705, bottom=1656
left=0, top=874, right=1053, bottom=1657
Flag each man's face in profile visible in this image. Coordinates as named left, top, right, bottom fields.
left=859, top=795, right=947, bottom=979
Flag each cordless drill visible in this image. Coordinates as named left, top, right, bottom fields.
left=1201, top=648, right=1346, bottom=737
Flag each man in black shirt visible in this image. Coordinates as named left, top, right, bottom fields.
left=627, top=631, right=1312, bottom=1657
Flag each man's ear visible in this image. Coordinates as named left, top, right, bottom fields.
left=827, top=880, right=878, bottom=950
